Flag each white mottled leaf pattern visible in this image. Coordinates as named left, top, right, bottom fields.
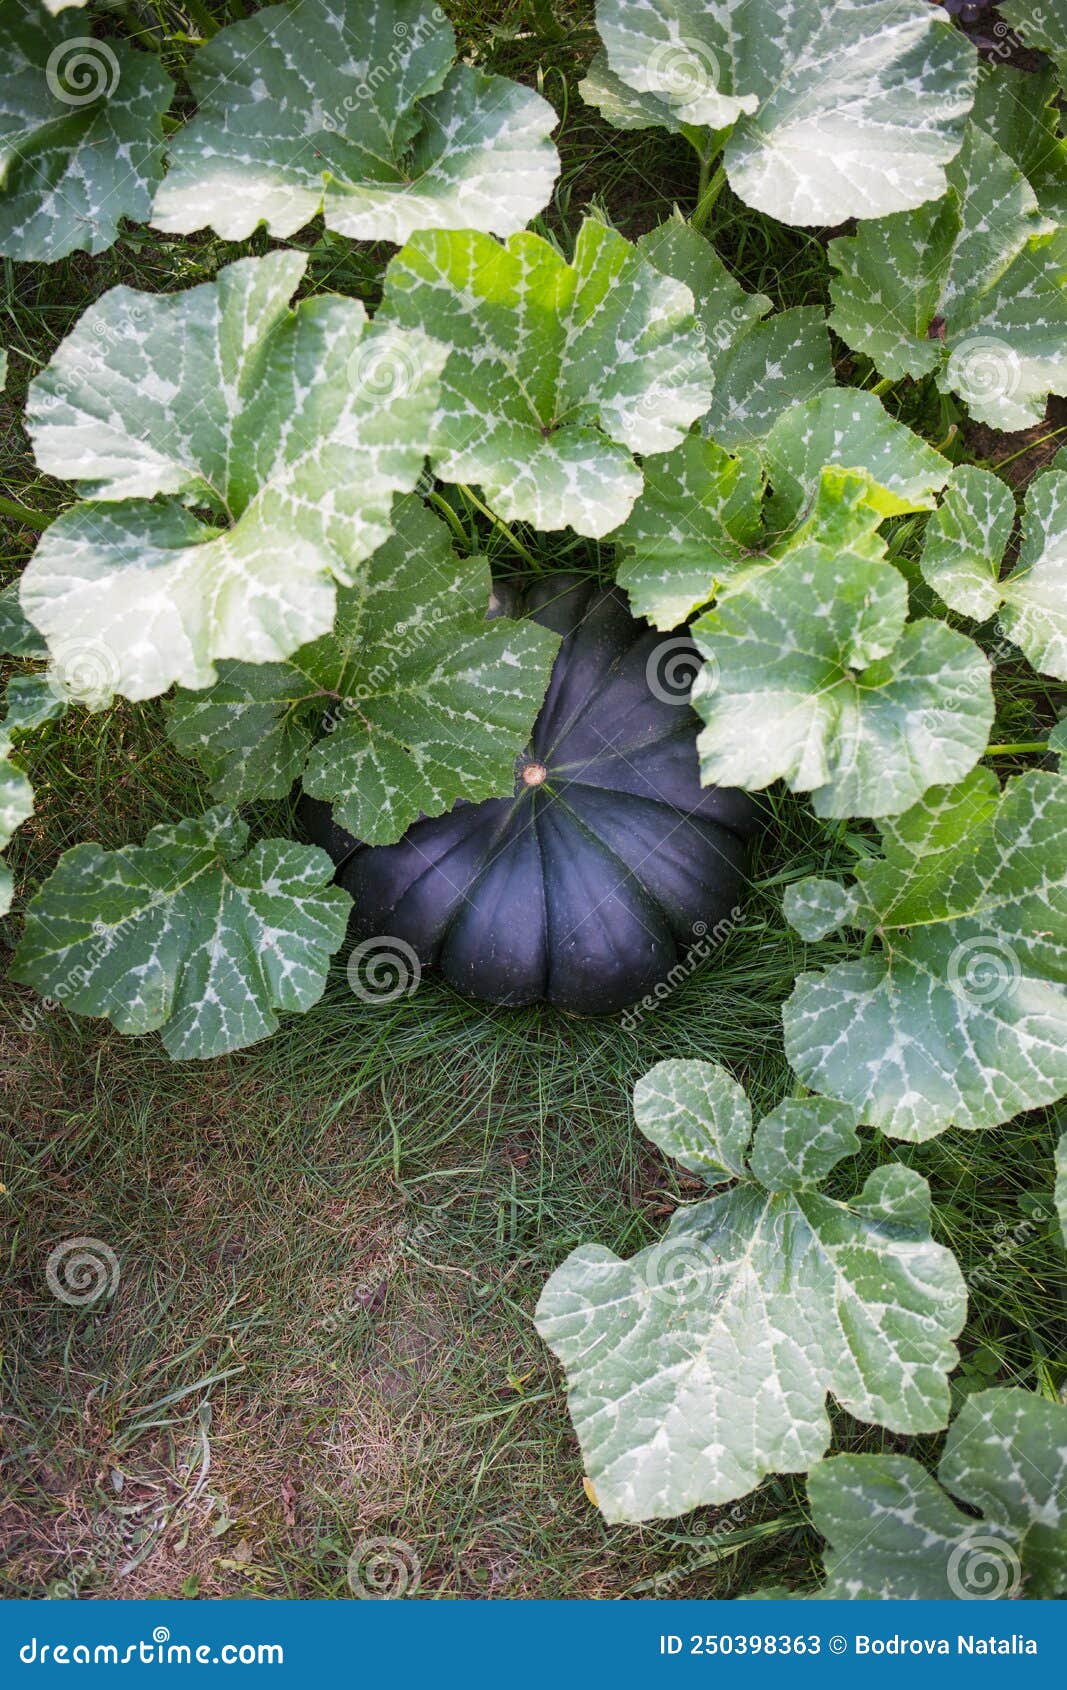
left=1, top=741, right=33, bottom=853
left=1000, top=0, right=1067, bottom=83
left=633, top=1059, right=752, bottom=1179
left=152, top=0, right=558, bottom=245
left=2, top=672, right=67, bottom=738
left=11, top=807, right=351, bottom=1060
left=972, top=63, right=1067, bottom=224
left=611, top=433, right=765, bottom=630
left=805, top=1388, right=1067, bottom=1598
left=1, top=737, right=33, bottom=912
left=704, top=307, right=835, bottom=451
left=536, top=1058, right=965, bottom=1522
left=920, top=465, right=1017, bottom=622
left=168, top=500, right=560, bottom=847
left=690, top=470, right=993, bottom=818
left=829, top=125, right=1067, bottom=430
left=0, top=6, right=173, bottom=261
left=581, top=49, right=693, bottom=133
left=765, top=390, right=949, bottom=523
left=0, top=584, right=47, bottom=659
left=922, top=467, right=1067, bottom=680
left=998, top=471, right=1067, bottom=681
left=783, top=877, right=861, bottom=944
left=0, top=662, right=58, bottom=917
left=637, top=221, right=834, bottom=449
left=380, top=218, right=714, bottom=537
left=20, top=252, right=445, bottom=703
left=784, top=767, right=1067, bottom=1141
left=582, top=0, right=976, bottom=225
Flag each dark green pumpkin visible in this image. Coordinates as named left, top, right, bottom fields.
left=300, top=575, right=758, bottom=1015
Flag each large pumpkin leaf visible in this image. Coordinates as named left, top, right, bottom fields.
left=167, top=500, right=560, bottom=847
left=829, top=124, right=1067, bottom=430
left=0, top=4, right=173, bottom=261
left=10, top=807, right=351, bottom=1060
left=20, top=251, right=445, bottom=704
left=611, top=388, right=948, bottom=633
left=689, top=470, right=993, bottom=819
left=919, top=464, right=1017, bottom=621
left=921, top=466, right=1067, bottom=679
left=536, top=1058, right=965, bottom=1523
left=702, top=307, right=834, bottom=453
left=152, top=0, right=559, bottom=245
left=379, top=219, right=714, bottom=538
left=764, top=389, right=950, bottom=524
left=803, top=1388, right=1067, bottom=1599
left=784, top=767, right=1067, bottom=1141
left=637, top=221, right=835, bottom=450
left=581, top=0, right=977, bottom=226
left=611, top=433, right=765, bottom=630
left=971, top=63, right=1067, bottom=224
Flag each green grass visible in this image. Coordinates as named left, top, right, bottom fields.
left=2, top=0, right=1066, bottom=1603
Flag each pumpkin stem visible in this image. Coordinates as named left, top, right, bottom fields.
left=521, top=761, right=549, bottom=788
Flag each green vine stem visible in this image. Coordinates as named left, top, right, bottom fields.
left=984, top=741, right=1049, bottom=756
left=427, top=491, right=472, bottom=550
left=691, top=163, right=727, bottom=231
left=456, top=484, right=540, bottom=568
